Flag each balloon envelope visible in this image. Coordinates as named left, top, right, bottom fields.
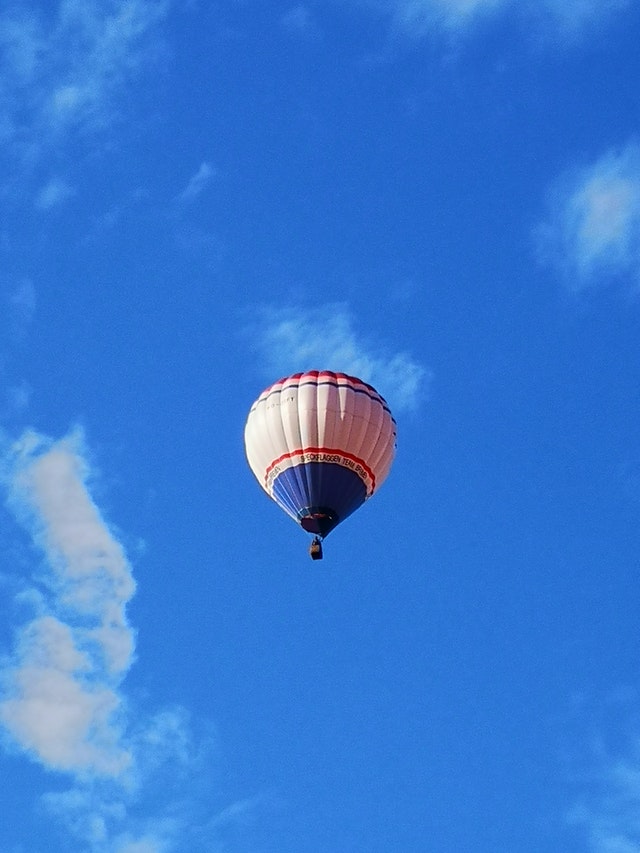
left=244, top=370, right=396, bottom=537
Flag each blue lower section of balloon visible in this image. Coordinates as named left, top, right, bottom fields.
left=272, top=462, right=367, bottom=536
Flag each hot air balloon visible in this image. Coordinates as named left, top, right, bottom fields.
left=244, top=370, right=396, bottom=559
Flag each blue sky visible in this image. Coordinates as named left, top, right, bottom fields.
left=1, top=0, right=639, bottom=851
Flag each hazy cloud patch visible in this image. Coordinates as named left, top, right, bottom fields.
left=0, top=0, right=170, bottom=153
left=536, top=142, right=640, bottom=293
left=35, top=176, right=75, bottom=210
left=540, top=0, right=631, bottom=38
left=568, top=699, right=640, bottom=852
left=8, top=278, right=36, bottom=340
left=251, top=303, right=429, bottom=412
left=2, top=383, right=32, bottom=418
left=281, top=5, right=322, bottom=37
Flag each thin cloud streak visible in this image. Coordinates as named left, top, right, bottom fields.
left=536, top=141, right=640, bottom=292
left=177, top=162, right=216, bottom=203
left=251, top=303, right=429, bottom=412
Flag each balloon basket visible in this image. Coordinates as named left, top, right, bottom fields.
left=309, top=537, right=323, bottom=560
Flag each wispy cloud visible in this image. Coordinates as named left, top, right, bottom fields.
left=536, top=142, right=640, bottom=293
left=390, top=0, right=507, bottom=35
left=281, top=5, right=322, bottom=38
left=374, top=0, right=630, bottom=37
left=250, top=303, right=429, bottom=412
left=177, top=162, right=216, bottom=203
left=41, top=706, right=213, bottom=852
left=0, top=0, right=170, bottom=154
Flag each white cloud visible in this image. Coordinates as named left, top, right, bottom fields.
left=2, top=616, right=127, bottom=774
left=0, top=427, right=262, bottom=852
left=177, top=162, right=216, bottom=203
left=0, top=428, right=135, bottom=776
left=251, top=303, right=429, bottom=412
left=536, top=142, right=640, bottom=292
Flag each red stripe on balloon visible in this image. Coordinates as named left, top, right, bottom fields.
left=264, top=447, right=376, bottom=492
left=253, top=370, right=394, bottom=420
